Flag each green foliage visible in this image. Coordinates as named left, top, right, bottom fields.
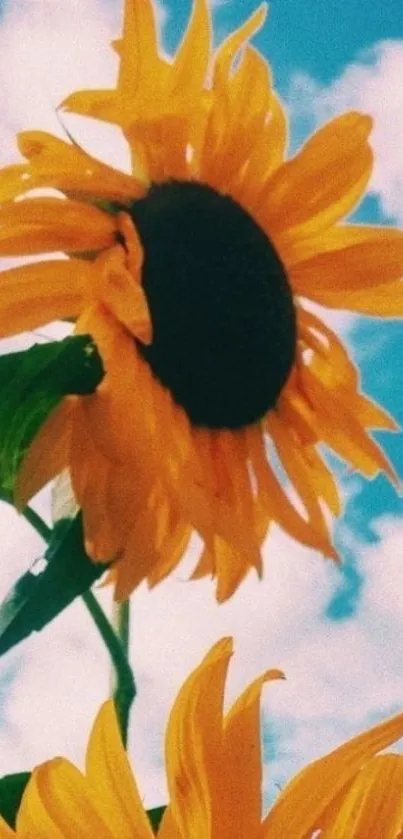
left=147, top=805, right=167, bottom=833
left=0, top=334, right=104, bottom=493
left=0, top=772, right=31, bottom=828
left=0, top=516, right=107, bottom=656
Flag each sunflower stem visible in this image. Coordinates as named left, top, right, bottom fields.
left=19, top=504, right=136, bottom=748
left=83, top=592, right=135, bottom=746
left=111, top=599, right=135, bottom=747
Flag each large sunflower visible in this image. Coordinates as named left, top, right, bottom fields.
left=3, top=639, right=403, bottom=838
left=0, top=0, right=401, bottom=599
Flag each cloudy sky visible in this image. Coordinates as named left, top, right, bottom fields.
left=0, top=0, right=403, bottom=814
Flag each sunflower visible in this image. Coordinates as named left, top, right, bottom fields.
left=0, top=0, right=401, bottom=600
left=3, top=638, right=403, bottom=838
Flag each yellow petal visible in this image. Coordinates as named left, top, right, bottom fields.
left=262, top=710, right=403, bottom=837
left=93, top=244, right=151, bottom=343
left=115, top=497, right=173, bottom=599
left=0, top=131, right=145, bottom=204
left=322, top=754, right=403, bottom=838
left=165, top=638, right=233, bottom=839
left=118, top=0, right=160, bottom=112
left=240, top=91, right=288, bottom=202
left=147, top=519, right=192, bottom=587
left=0, top=259, right=91, bottom=336
left=0, top=198, right=116, bottom=256
left=157, top=808, right=183, bottom=839
left=290, top=231, right=403, bottom=300
left=213, top=4, right=268, bottom=89
left=201, top=6, right=269, bottom=189
left=219, top=669, right=285, bottom=836
left=300, top=365, right=398, bottom=485
left=215, top=46, right=273, bottom=190
left=17, top=760, right=112, bottom=839
left=302, top=280, right=403, bottom=316
left=267, top=412, right=335, bottom=539
left=86, top=701, right=154, bottom=839
left=259, top=112, right=372, bottom=237
left=246, top=425, right=337, bottom=557
left=276, top=387, right=319, bottom=445
left=168, top=0, right=211, bottom=102
left=283, top=221, right=403, bottom=266
left=298, top=305, right=357, bottom=389
left=61, top=89, right=121, bottom=123
left=78, top=451, right=120, bottom=562
left=356, top=394, right=398, bottom=432
left=213, top=536, right=261, bottom=603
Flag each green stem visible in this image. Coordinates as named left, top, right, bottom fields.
left=20, top=504, right=136, bottom=747
left=112, top=599, right=135, bottom=746
left=83, top=592, right=135, bottom=747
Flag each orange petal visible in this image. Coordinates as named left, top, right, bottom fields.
left=93, top=244, right=151, bottom=343
left=259, top=112, right=373, bottom=238
left=0, top=198, right=117, bottom=255
left=15, top=398, right=75, bottom=507
left=300, top=365, right=398, bottom=485
left=283, top=221, right=403, bottom=267
left=213, top=4, right=268, bottom=89
left=165, top=638, right=233, bottom=839
left=263, top=711, right=403, bottom=837
left=220, top=670, right=285, bottom=836
left=267, top=412, right=335, bottom=538
left=322, top=754, right=403, bottom=838
left=0, top=259, right=91, bottom=336
left=301, top=280, right=403, bottom=316
left=290, top=231, right=403, bottom=299
left=246, top=424, right=337, bottom=557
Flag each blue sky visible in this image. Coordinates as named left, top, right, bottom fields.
left=163, top=0, right=403, bottom=84
left=0, top=0, right=403, bottom=813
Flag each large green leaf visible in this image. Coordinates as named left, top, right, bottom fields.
left=0, top=772, right=30, bottom=828
left=0, top=334, right=104, bottom=493
left=0, top=515, right=107, bottom=656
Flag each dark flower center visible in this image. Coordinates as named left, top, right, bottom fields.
left=129, top=180, right=296, bottom=430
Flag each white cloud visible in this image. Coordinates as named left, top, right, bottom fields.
left=3, top=512, right=403, bottom=809
left=288, top=40, right=403, bottom=224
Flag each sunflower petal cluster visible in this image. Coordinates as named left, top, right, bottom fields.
left=2, top=639, right=403, bottom=838
left=0, top=0, right=401, bottom=600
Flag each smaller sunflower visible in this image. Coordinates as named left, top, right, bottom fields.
left=3, top=639, right=403, bottom=838
left=0, top=0, right=401, bottom=599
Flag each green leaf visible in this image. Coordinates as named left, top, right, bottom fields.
left=147, top=805, right=167, bottom=833
left=0, top=515, right=108, bottom=656
left=0, top=334, right=104, bottom=493
left=0, top=772, right=31, bottom=828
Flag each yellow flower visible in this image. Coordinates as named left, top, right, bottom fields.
left=0, top=0, right=401, bottom=599
left=2, top=639, right=403, bottom=838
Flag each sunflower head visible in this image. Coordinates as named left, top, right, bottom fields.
left=130, top=179, right=296, bottom=429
